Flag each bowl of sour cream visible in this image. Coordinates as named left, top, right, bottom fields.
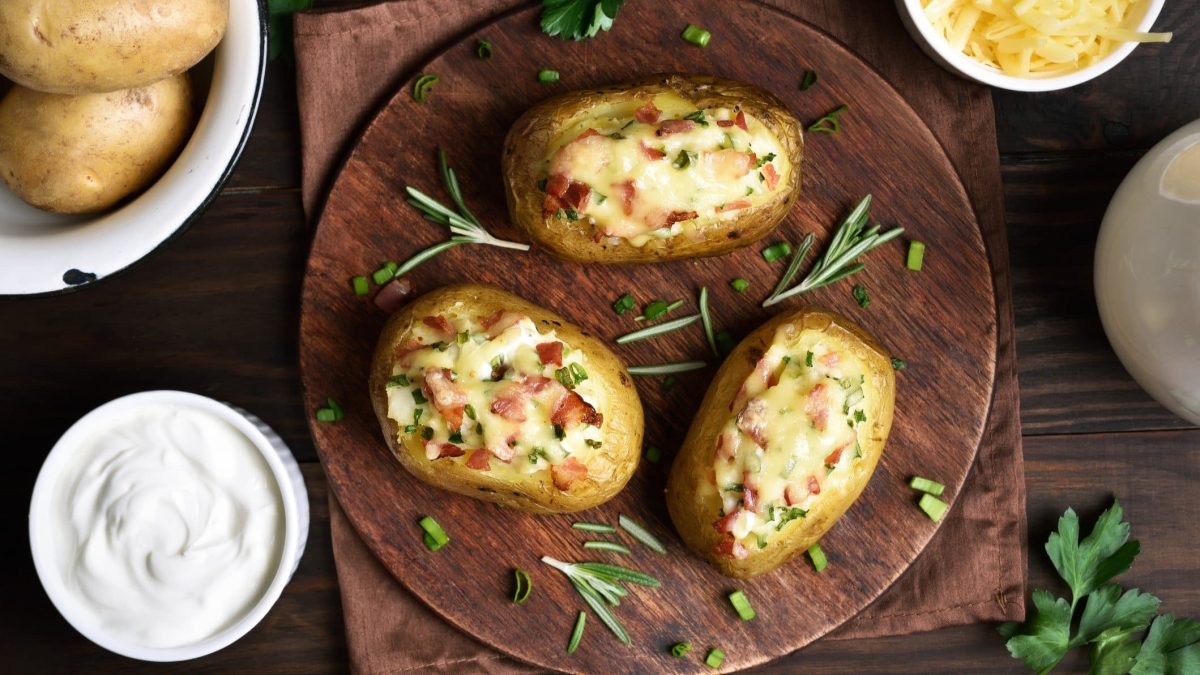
left=29, top=390, right=307, bottom=661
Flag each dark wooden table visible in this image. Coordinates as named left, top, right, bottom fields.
left=3, top=2, right=1198, bottom=672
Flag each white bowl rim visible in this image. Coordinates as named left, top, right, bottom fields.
left=0, top=0, right=269, bottom=298
left=28, top=390, right=301, bottom=662
left=898, top=0, right=1167, bottom=92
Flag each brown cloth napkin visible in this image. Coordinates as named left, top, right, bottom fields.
left=295, top=1, right=1027, bottom=671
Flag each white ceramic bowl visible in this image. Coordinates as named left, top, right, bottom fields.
left=0, top=0, right=267, bottom=296
left=29, top=391, right=308, bottom=662
left=1095, top=119, right=1200, bottom=424
left=895, top=0, right=1166, bottom=92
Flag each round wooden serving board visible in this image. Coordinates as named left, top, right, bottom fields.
left=300, top=2, right=998, bottom=673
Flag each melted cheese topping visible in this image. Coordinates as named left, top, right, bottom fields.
left=713, top=327, right=869, bottom=548
left=384, top=309, right=605, bottom=484
left=543, top=93, right=789, bottom=246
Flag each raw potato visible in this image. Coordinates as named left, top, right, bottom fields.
left=666, top=307, right=896, bottom=578
left=369, top=284, right=645, bottom=514
left=502, top=74, right=804, bottom=263
left=0, top=75, right=194, bottom=214
left=0, top=0, right=228, bottom=95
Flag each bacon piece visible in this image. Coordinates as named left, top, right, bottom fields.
left=481, top=310, right=524, bottom=338
left=785, top=484, right=805, bottom=506
left=825, top=445, right=846, bottom=467
left=665, top=210, right=698, bottom=225
left=393, top=339, right=424, bottom=364
left=424, top=441, right=465, bottom=460
left=716, top=119, right=735, bottom=128
left=716, top=199, right=753, bottom=213
left=542, top=194, right=562, bottom=218
left=713, top=509, right=741, bottom=533
left=807, top=475, right=822, bottom=495
left=374, top=277, right=413, bottom=313
left=736, top=397, right=769, bottom=448
left=535, top=341, right=563, bottom=366
left=577, top=128, right=603, bottom=140
left=562, top=181, right=591, bottom=210
left=551, top=390, right=603, bottom=428
left=422, top=314, right=454, bottom=337
left=490, top=388, right=528, bottom=423
left=487, top=436, right=517, bottom=463
left=714, top=534, right=749, bottom=559
left=806, top=382, right=830, bottom=431
left=820, top=351, right=840, bottom=368
left=640, top=143, right=666, bottom=160
left=714, top=428, right=739, bottom=462
left=551, top=456, right=588, bottom=491
left=742, top=472, right=760, bottom=512
left=423, top=368, right=468, bottom=429
left=656, top=119, right=696, bottom=136
left=634, top=100, right=661, bottom=124
left=613, top=180, right=636, bottom=216
left=735, top=111, right=748, bottom=131
left=762, top=163, right=780, bottom=190
left=466, top=449, right=491, bottom=471
left=545, top=173, right=569, bottom=198
left=518, top=373, right=556, bottom=395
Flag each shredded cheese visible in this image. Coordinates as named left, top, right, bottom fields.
left=921, top=0, right=1172, bottom=77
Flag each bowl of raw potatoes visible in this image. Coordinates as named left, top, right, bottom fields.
left=896, top=0, right=1171, bottom=92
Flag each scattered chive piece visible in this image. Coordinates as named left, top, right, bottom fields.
left=615, top=313, right=701, bottom=344
left=618, top=514, right=666, bottom=554
left=681, top=23, right=711, bottom=47
left=728, top=590, right=756, bottom=621
left=567, top=611, right=586, bottom=654
left=538, top=69, right=560, bottom=83
left=636, top=299, right=685, bottom=322
left=730, top=278, right=750, bottom=293
left=699, top=287, right=718, bottom=358
left=806, top=350, right=814, bottom=367
left=645, top=446, right=662, bottom=463
left=909, top=476, right=946, bottom=496
left=891, top=357, right=907, bottom=370
left=412, top=73, right=438, bottom=102
left=315, top=397, right=343, bottom=423
left=671, top=642, right=692, bottom=658
left=351, top=276, right=370, bottom=296
left=919, top=493, right=949, bottom=522
left=800, top=69, right=818, bottom=91
left=387, top=374, right=410, bottom=387
left=475, top=39, right=492, bottom=59
left=628, top=361, right=707, bottom=376
left=762, top=241, right=792, bottom=263
left=705, top=648, right=726, bottom=669
left=715, top=330, right=736, bottom=356
left=612, top=293, right=636, bottom=315
left=512, top=568, right=533, bottom=604
left=419, top=516, right=449, bottom=551
left=808, top=542, right=827, bottom=572
left=372, top=264, right=396, bottom=285
left=807, top=104, right=849, bottom=134
left=412, top=389, right=428, bottom=404
left=852, top=284, right=870, bottom=308
left=584, top=541, right=631, bottom=555
left=907, top=240, right=926, bottom=271
left=573, top=522, right=617, bottom=534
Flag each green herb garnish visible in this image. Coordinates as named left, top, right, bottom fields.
left=645, top=446, right=662, bottom=463
left=573, top=522, right=617, bottom=534
left=909, top=476, right=945, bottom=496
left=891, top=357, right=907, bottom=370
left=907, top=240, right=926, bottom=271
left=919, top=493, right=948, bottom=522
left=808, top=542, right=827, bottom=572
left=541, top=557, right=661, bottom=645
left=808, top=104, right=849, bottom=134
left=612, top=293, right=636, bottom=315
left=538, top=69, right=560, bottom=83
left=567, top=611, right=586, bottom=653
left=683, top=110, right=709, bottom=126
left=412, top=74, right=439, bottom=102
left=699, top=286, right=719, bottom=358
left=627, top=361, right=707, bottom=376
left=705, top=648, right=726, bottom=669
left=315, top=397, right=343, bottom=423
left=730, top=278, right=750, bottom=293
left=762, top=241, right=792, bottom=263
left=728, top=590, right=756, bottom=621
left=672, top=149, right=697, bottom=169
left=852, top=284, right=870, bottom=308
left=671, top=642, right=692, bottom=658
left=513, top=568, right=532, bottom=604
left=541, top=0, right=625, bottom=41
left=682, top=23, right=711, bottom=47
left=476, top=39, right=493, bottom=59
left=351, top=275, right=369, bottom=296
left=419, top=516, right=449, bottom=552
left=638, top=299, right=681, bottom=322
left=619, top=514, right=667, bottom=554
left=584, top=541, right=631, bottom=555
left=615, top=313, right=701, bottom=344
left=800, top=69, right=818, bottom=91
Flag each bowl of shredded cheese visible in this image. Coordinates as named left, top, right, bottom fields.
left=897, top=0, right=1172, bottom=91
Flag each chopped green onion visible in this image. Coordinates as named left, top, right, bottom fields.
left=672, top=149, right=696, bottom=169
left=919, top=493, right=949, bottom=522
left=705, top=648, right=726, bottom=669
left=808, top=542, right=827, bottom=572
left=730, top=278, right=749, bottom=293
left=909, top=476, right=945, bottom=496
left=421, top=426, right=434, bottom=440
left=573, top=522, right=617, bottom=534
left=419, top=516, right=449, bottom=551
left=681, top=23, right=711, bottom=47
left=762, top=241, right=792, bottom=262
left=728, top=590, right=756, bottom=621
left=615, top=313, right=701, bottom=344
left=683, top=110, right=709, bottom=126
left=513, top=568, right=532, bottom=604
left=645, top=446, right=662, bottom=463
left=891, top=357, right=907, bottom=370
left=584, top=541, right=631, bottom=555
left=612, top=293, right=636, bottom=315
left=671, top=642, right=692, bottom=658
left=567, top=611, right=586, bottom=654
left=387, top=374, right=410, bottom=388
left=698, top=286, right=719, bottom=357
left=569, top=362, right=588, bottom=384
left=807, top=104, right=848, bottom=134
left=805, top=350, right=814, bottom=367
left=537, top=69, right=560, bottom=83
left=618, top=514, right=666, bottom=554
left=412, top=389, right=428, bottom=404
left=315, top=397, right=343, bottom=423
left=372, top=263, right=396, bottom=285
left=800, top=69, right=818, bottom=91
left=628, top=361, right=707, bottom=376
left=638, top=298, right=683, bottom=322
left=907, top=240, right=926, bottom=271
left=852, top=284, right=870, bottom=308
left=715, top=330, right=736, bottom=356
left=351, top=276, right=370, bottom=296
left=475, top=39, right=492, bottom=59
left=412, top=73, right=438, bottom=102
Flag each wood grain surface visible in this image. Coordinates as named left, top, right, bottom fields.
left=299, top=2, right=997, bottom=673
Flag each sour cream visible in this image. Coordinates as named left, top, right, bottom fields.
left=44, top=403, right=285, bottom=649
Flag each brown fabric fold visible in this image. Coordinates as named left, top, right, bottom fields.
left=295, top=1, right=1026, bottom=671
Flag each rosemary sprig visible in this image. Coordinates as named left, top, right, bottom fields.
left=698, top=286, right=718, bottom=357
left=627, top=361, right=707, bottom=376
left=615, top=314, right=700, bottom=344
left=541, top=557, right=661, bottom=645
left=762, top=195, right=903, bottom=307
left=397, top=149, right=530, bottom=276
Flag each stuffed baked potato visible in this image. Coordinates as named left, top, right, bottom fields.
left=666, top=307, right=895, bottom=578
left=502, top=74, right=804, bottom=263
left=369, top=284, right=644, bottom=513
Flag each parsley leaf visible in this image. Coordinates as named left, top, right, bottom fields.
left=1133, top=614, right=1200, bottom=674
left=1046, top=501, right=1139, bottom=603
left=1090, top=626, right=1144, bottom=675
left=1073, top=585, right=1160, bottom=646
left=540, top=0, right=625, bottom=41
left=268, top=0, right=313, bottom=62
left=1005, top=590, right=1072, bottom=673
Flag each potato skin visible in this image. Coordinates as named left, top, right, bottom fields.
left=0, top=75, right=194, bottom=214
left=666, top=306, right=896, bottom=578
left=502, top=74, right=804, bottom=263
left=368, top=284, right=645, bottom=514
left=0, top=0, right=228, bottom=95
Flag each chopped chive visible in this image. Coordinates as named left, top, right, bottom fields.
left=671, top=642, right=692, bottom=658
left=421, top=426, right=434, bottom=440
left=387, top=374, right=410, bottom=387
left=567, top=611, right=586, bottom=654
left=569, top=362, right=588, bottom=384
left=628, top=361, right=707, bottom=376
left=715, top=331, right=736, bottom=356
left=800, top=69, right=818, bottom=91
left=728, top=590, right=756, bottom=621
left=584, top=541, right=631, bottom=555
left=891, top=356, right=907, bottom=370
left=555, top=367, right=575, bottom=389
left=475, top=39, right=492, bottom=59
left=681, top=23, right=711, bottom=47
left=636, top=299, right=684, bottom=322
left=909, top=476, right=946, bottom=496
left=573, top=522, right=617, bottom=534
left=351, top=276, right=370, bottom=296
left=705, top=648, right=726, bottom=669
left=372, top=264, right=396, bottom=285
left=852, top=284, right=870, bottom=308
left=805, top=350, right=814, bottom=367
left=907, top=240, right=926, bottom=271
left=730, top=278, right=750, bottom=293
left=808, top=542, right=827, bottom=572
left=537, top=69, right=560, bottom=83
left=808, top=104, right=848, bottom=134
left=762, top=241, right=792, bottom=262
left=699, top=287, right=718, bottom=358
left=512, top=568, right=532, bottom=604
left=645, top=446, right=662, bottom=463
left=315, top=397, right=343, bottom=423
left=618, top=514, right=666, bottom=554
left=612, top=293, right=636, bottom=315
left=412, top=389, right=428, bottom=404
left=919, top=493, right=949, bottom=522
left=412, top=73, right=438, bottom=102
left=615, top=313, right=701, bottom=344
left=672, top=149, right=696, bottom=169
left=419, top=516, right=449, bottom=551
